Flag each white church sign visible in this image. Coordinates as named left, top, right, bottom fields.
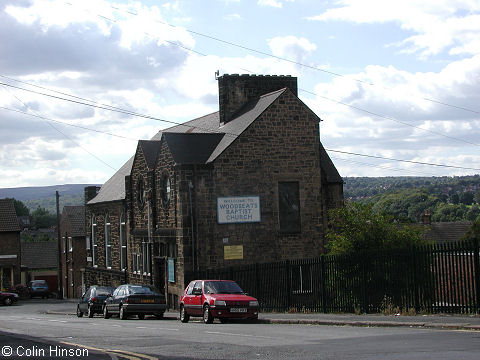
left=217, top=196, right=261, bottom=224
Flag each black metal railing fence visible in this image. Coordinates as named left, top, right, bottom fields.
left=186, top=238, right=480, bottom=314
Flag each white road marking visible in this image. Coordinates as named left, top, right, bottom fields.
left=206, top=331, right=275, bottom=339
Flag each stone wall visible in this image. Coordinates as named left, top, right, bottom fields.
left=85, top=201, right=125, bottom=273
left=218, top=74, right=298, bottom=124
left=192, top=89, right=324, bottom=269
left=82, top=266, right=126, bottom=292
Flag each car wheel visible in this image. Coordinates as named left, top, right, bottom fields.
left=119, top=305, right=127, bottom=320
left=76, top=305, right=83, bottom=317
left=155, top=313, right=164, bottom=320
left=180, top=306, right=189, bottom=323
left=87, top=305, right=94, bottom=318
left=203, top=305, right=213, bottom=324
left=4, top=297, right=13, bottom=306
left=103, top=306, right=111, bottom=319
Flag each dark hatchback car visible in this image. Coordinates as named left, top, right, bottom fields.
left=179, top=280, right=259, bottom=324
left=103, top=284, right=166, bottom=320
left=77, top=285, right=115, bottom=318
left=0, top=291, right=19, bottom=306
left=28, top=280, right=50, bottom=298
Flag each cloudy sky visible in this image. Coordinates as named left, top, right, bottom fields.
left=1, top=0, right=479, bottom=188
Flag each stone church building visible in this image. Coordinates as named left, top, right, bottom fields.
left=84, top=74, right=343, bottom=307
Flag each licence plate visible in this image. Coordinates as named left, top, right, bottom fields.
left=230, top=308, right=247, bottom=313
left=141, top=299, right=154, bottom=303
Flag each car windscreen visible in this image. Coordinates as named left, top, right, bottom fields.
left=128, top=286, right=160, bottom=295
left=204, top=281, right=244, bottom=294
left=30, top=281, right=46, bottom=286
left=96, top=287, right=113, bottom=295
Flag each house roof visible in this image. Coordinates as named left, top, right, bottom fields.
left=319, top=143, right=343, bottom=184
left=88, top=87, right=341, bottom=204
left=21, top=241, right=58, bottom=269
left=62, top=205, right=85, bottom=237
left=0, top=198, right=21, bottom=232
left=88, top=156, right=134, bottom=204
left=138, top=140, right=161, bottom=170
left=423, top=221, right=472, bottom=244
left=164, top=133, right=225, bottom=165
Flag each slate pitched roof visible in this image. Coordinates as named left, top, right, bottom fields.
left=319, top=143, right=343, bottom=184
left=88, top=87, right=341, bottom=203
left=423, top=221, right=472, bottom=244
left=88, top=156, right=134, bottom=204
left=0, top=198, right=21, bottom=232
left=138, top=140, right=161, bottom=170
left=21, top=241, right=58, bottom=269
left=164, top=133, right=225, bottom=165
left=62, top=205, right=85, bottom=237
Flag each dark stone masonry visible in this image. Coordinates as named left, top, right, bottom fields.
left=82, top=74, right=344, bottom=308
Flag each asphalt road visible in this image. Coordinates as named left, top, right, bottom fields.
left=1, top=300, right=479, bottom=360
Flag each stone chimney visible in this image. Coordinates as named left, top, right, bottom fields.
left=217, top=74, right=297, bottom=125
left=421, top=210, right=432, bottom=225
left=84, top=186, right=100, bottom=205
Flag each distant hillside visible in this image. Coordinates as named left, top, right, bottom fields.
left=343, top=175, right=480, bottom=223
left=0, top=184, right=99, bottom=214
left=344, top=176, right=480, bottom=201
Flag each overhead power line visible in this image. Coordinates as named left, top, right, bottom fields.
left=0, top=106, right=137, bottom=141
left=1, top=97, right=478, bottom=173
left=330, top=156, right=439, bottom=177
left=78, top=0, right=480, bottom=116
left=0, top=85, right=117, bottom=171
left=2, top=75, right=479, bottom=150
left=326, top=149, right=480, bottom=172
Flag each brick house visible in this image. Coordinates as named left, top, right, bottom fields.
left=21, top=237, right=58, bottom=294
left=59, top=205, right=87, bottom=298
left=84, top=74, right=343, bottom=306
left=0, top=198, right=21, bottom=291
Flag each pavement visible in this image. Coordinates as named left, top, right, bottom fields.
left=42, top=299, right=480, bottom=331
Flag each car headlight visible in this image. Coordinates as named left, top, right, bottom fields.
left=249, top=301, right=259, bottom=307
left=214, top=300, right=226, bottom=306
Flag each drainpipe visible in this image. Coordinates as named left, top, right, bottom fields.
left=188, top=180, right=195, bottom=273
left=147, top=198, right=153, bottom=285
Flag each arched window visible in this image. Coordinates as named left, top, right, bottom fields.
left=120, top=211, right=127, bottom=271
left=91, top=215, right=97, bottom=267
left=160, top=172, right=171, bottom=207
left=137, top=177, right=146, bottom=208
left=105, top=213, right=111, bottom=269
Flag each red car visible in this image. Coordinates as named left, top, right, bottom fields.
left=179, top=280, right=259, bottom=324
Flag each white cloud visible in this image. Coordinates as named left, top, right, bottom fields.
left=258, top=0, right=283, bottom=8
left=307, top=53, right=480, bottom=176
left=308, top=0, right=480, bottom=57
left=223, top=13, right=242, bottom=21
left=258, top=0, right=294, bottom=8
left=267, top=36, right=317, bottom=63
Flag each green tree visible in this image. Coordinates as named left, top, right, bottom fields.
left=10, top=198, right=30, bottom=216
left=450, top=193, right=460, bottom=204
left=466, top=205, right=480, bottom=222
left=463, top=217, right=480, bottom=241
left=459, top=191, right=474, bottom=205
left=31, top=207, right=56, bottom=229
left=475, top=190, right=480, bottom=204
left=326, top=202, right=427, bottom=254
